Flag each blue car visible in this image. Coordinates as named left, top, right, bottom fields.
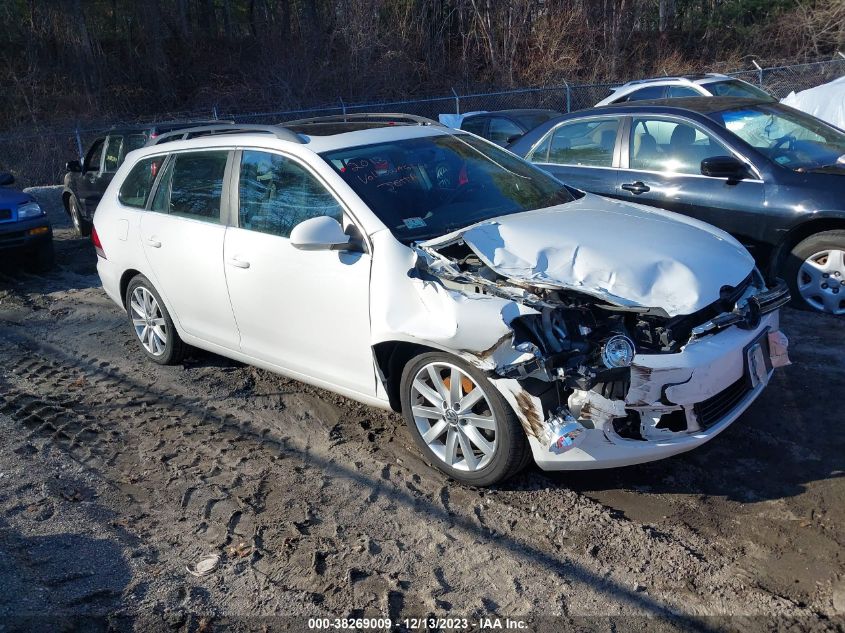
left=0, top=172, right=54, bottom=271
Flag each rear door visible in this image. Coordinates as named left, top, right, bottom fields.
left=617, top=115, right=764, bottom=240
left=527, top=115, right=623, bottom=196
left=139, top=149, right=240, bottom=349
left=76, top=138, right=106, bottom=215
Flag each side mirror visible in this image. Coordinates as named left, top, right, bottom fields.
left=506, top=133, right=523, bottom=145
left=701, top=156, right=750, bottom=183
left=290, top=216, right=351, bottom=251
left=0, top=172, right=14, bottom=186
left=66, top=160, right=82, bottom=173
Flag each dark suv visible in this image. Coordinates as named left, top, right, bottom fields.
left=0, top=172, right=53, bottom=271
left=509, top=97, right=845, bottom=315
left=62, top=121, right=230, bottom=235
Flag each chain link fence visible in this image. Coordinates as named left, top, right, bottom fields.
left=2, top=55, right=843, bottom=187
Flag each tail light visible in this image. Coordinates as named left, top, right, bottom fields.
left=91, top=226, right=106, bottom=259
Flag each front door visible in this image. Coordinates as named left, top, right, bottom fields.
left=528, top=116, right=622, bottom=196
left=223, top=149, right=375, bottom=396
left=139, top=149, right=240, bottom=349
left=617, top=116, right=764, bottom=243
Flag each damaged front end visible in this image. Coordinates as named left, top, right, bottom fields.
left=414, top=230, right=790, bottom=470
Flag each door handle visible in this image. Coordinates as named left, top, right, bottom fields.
left=226, top=258, right=250, bottom=269
left=145, top=238, right=162, bottom=248
left=621, top=181, right=650, bottom=195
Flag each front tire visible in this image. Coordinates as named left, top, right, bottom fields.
left=125, top=275, right=186, bottom=365
left=67, top=194, right=92, bottom=237
left=784, top=230, right=845, bottom=315
left=399, top=352, right=528, bottom=486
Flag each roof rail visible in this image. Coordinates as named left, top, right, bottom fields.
left=146, top=123, right=304, bottom=146
left=283, top=113, right=439, bottom=126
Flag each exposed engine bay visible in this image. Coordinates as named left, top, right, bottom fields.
left=413, top=232, right=791, bottom=461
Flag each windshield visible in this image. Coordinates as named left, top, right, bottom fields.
left=713, top=105, right=845, bottom=170
left=706, top=79, right=772, bottom=100
left=320, top=133, right=574, bottom=241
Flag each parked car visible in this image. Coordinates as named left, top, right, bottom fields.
left=0, top=172, right=53, bottom=271
left=509, top=97, right=845, bottom=315
left=63, top=120, right=231, bottom=236
left=92, top=114, right=789, bottom=485
left=595, top=74, right=773, bottom=106
left=459, top=109, right=561, bottom=146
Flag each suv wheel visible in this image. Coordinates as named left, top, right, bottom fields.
left=399, top=352, right=528, bottom=486
left=785, top=230, right=845, bottom=315
left=67, top=195, right=92, bottom=237
left=125, top=275, right=186, bottom=365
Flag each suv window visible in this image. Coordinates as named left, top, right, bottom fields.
left=119, top=156, right=165, bottom=208
left=151, top=151, right=228, bottom=222
left=460, top=117, right=487, bottom=136
left=618, top=85, right=667, bottom=102
left=629, top=118, right=730, bottom=174
left=84, top=139, right=104, bottom=173
left=488, top=118, right=523, bottom=146
left=667, top=86, right=700, bottom=98
left=238, top=150, right=342, bottom=238
left=533, top=118, right=620, bottom=167
left=103, top=135, right=124, bottom=173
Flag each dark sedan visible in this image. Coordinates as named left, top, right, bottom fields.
left=460, top=109, right=561, bottom=146
left=508, top=97, right=845, bottom=315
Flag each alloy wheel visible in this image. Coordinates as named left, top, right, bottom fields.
left=130, top=286, right=168, bottom=356
left=797, top=249, right=845, bottom=315
left=409, top=362, right=498, bottom=472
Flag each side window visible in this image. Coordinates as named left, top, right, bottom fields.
left=84, top=139, right=104, bottom=173
left=238, top=150, right=343, bottom=238
left=461, top=117, right=487, bottom=136
left=667, top=86, right=700, bottom=98
left=629, top=118, right=731, bottom=174
left=118, top=156, right=165, bottom=208
left=122, top=134, right=148, bottom=162
left=151, top=151, right=228, bottom=222
left=541, top=118, right=620, bottom=167
left=618, top=85, right=667, bottom=102
left=488, top=118, right=523, bottom=146
left=103, top=135, right=124, bottom=173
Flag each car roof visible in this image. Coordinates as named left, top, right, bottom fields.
left=591, top=96, right=768, bottom=115
left=132, top=122, right=462, bottom=157
left=464, top=109, right=561, bottom=119
left=104, top=120, right=230, bottom=135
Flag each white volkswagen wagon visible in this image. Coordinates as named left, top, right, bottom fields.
left=93, top=115, right=790, bottom=486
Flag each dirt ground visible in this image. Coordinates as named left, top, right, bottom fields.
left=0, top=187, right=842, bottom=632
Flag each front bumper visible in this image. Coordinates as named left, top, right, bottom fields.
left=504, top=311, right=784, bottom=471
left=0, top=216, right=52, bottom=252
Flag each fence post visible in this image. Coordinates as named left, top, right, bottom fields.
left=752, top=59, right=764, bottom=86
left=339, top=98, right=347, bottom=122
left=451, top=87, right=460, bottom=115
left=563, top=80, right=571, bottom=113
left=212, top=105, right=218, bottom=120
left=74, top=126, right=83, bottom=163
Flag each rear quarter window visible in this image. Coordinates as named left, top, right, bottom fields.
left=118, top=156, right=165, bottom=208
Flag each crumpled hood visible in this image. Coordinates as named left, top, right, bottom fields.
left=420, top=194, right=755, bottom=317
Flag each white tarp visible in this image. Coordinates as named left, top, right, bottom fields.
left=781, top=75, right=845, bottom=130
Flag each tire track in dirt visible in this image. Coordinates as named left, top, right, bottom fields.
left=0, top=323, right=822, bottom=628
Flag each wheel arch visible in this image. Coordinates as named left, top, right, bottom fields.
left=372, top=340, right=446, bottom=412
left=770, top=216, right=845, bottom=277
left=119, top=269, right=144, bottom=308
left=61, top=189, right=73, bottom=215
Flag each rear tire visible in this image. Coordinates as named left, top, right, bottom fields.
left=67, top=194, right=92, bottom=237
left=783, top=230, right=845, bottom=315
left=399, top=351, right=528, bottom=486
left=125, top=275, right=187, bottom=365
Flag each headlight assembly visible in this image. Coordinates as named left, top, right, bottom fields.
left=601, top=335, right=636, bottom=368
left=17, top=202, right=44, bottom=219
